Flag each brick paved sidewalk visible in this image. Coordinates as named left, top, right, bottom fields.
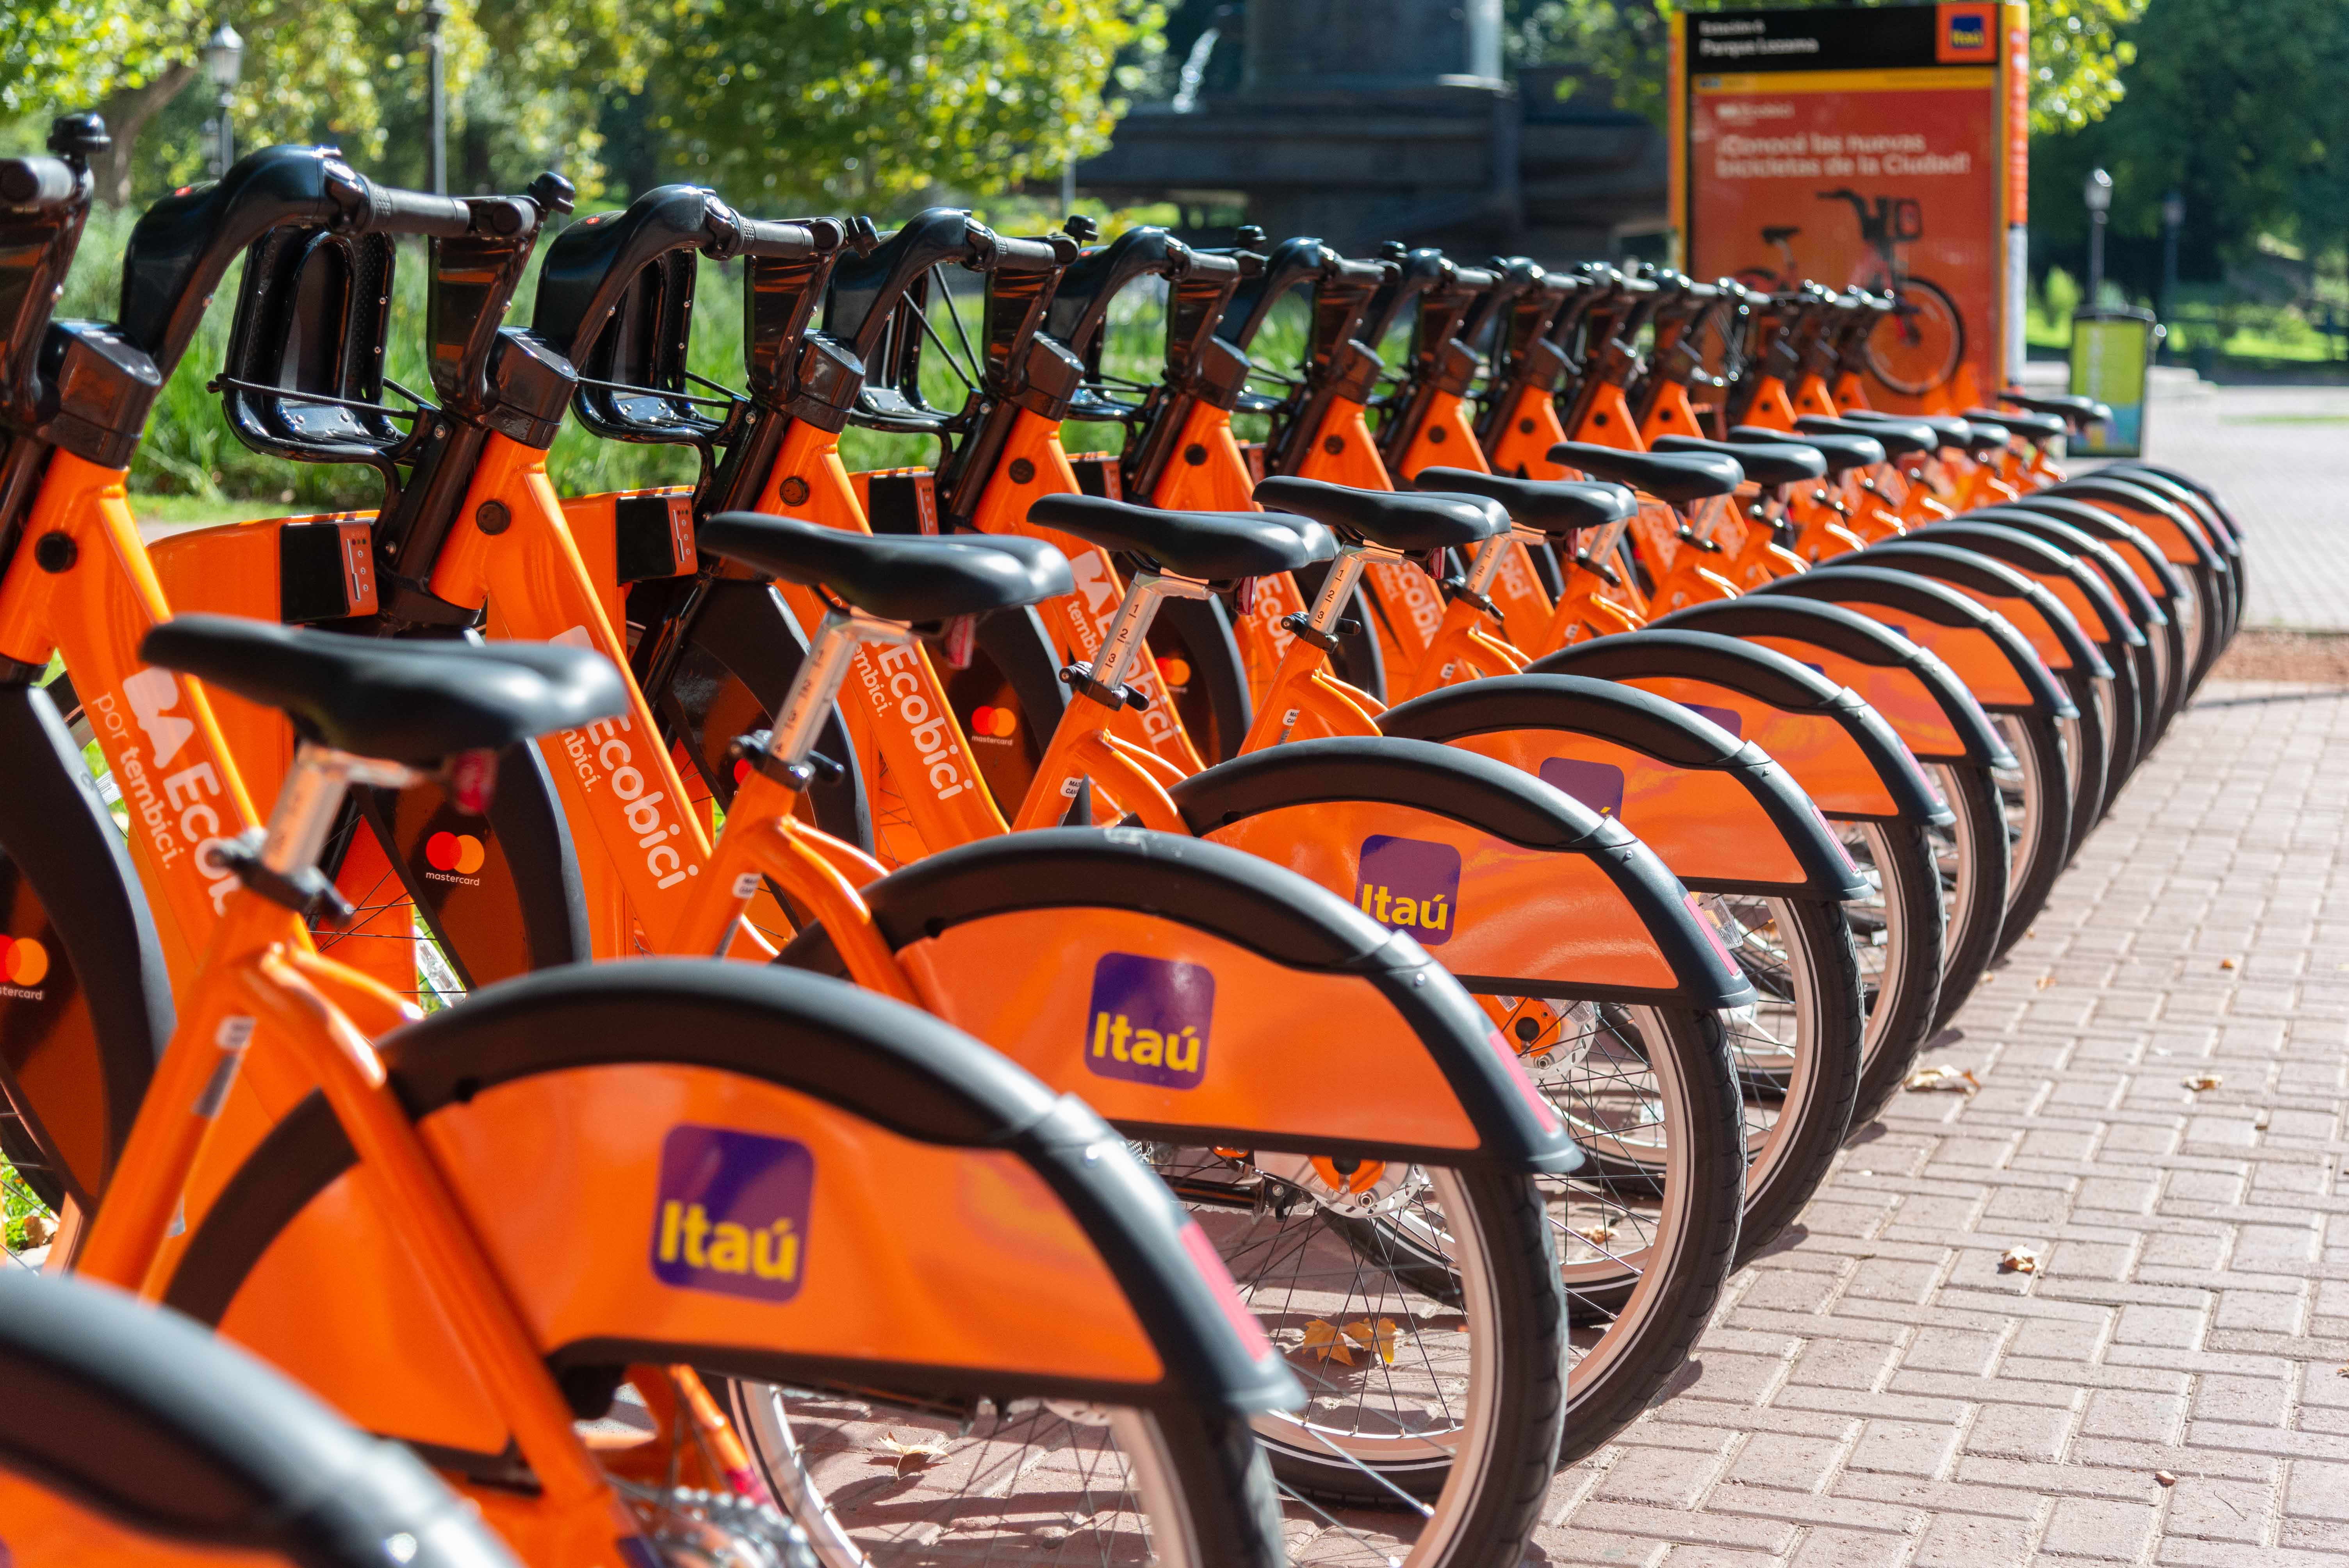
left=1541, top=678, right=2349, bottom=1566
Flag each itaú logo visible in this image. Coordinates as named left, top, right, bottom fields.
left=424, top=831, right=486, bottom=884
left=553, top=627, right=698, bottom=891
left=1354, top=834, right=1461, bottom=946
left=0, top=935, right=51, bottom=997
left=650, top=1124, right=813, bottom=1303
left=1085, top=952, right=1212, bottom=1089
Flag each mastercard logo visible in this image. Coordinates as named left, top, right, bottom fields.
left=425, top=832, right=486, bottom=875
left=968, top=704, right=1020, bottom=739
left=0, top=935, right=50, bottom=987
left=1155, top=656, right=1192, bottom=688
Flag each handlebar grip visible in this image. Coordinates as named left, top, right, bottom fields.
left=0, top=158, right=79, bottom=210
left=359, top=184, right=477, bottom=239
left=733, top=216, right=825, bottom=259
left=988, top=233, right=1068, bottom=273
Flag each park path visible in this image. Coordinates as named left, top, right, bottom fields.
left=1538, top=671, right=2349, bottom=1565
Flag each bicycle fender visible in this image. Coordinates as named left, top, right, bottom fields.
left=1167, top=739, right=1754, bottom=1011
left=2040, top=478, right=2228, bottom=578
left=1650, top=597, right=2013, bottom=768
left=1757, top=564, right=2076, bottom=716
left=0, top=681, right=174, bottom=1209
left=785, top=827, right=1587, bottom=1174
left=1962, top=507, right=2164, bottom=627
left=1906, top=522, right=2145, bottom=651
left=1837, top=541, right=2111, bottom=679
left=1993, top=498, right=2192, bottom=612
left=1377, top=674, right=1869, bottom=900
left=1530, top=630, right=1952, bottom=826
left=163, top=962, right=1303, bottom=1467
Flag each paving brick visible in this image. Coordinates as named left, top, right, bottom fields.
left=1722, top=1432, right=1849, bottom=1494
left=1912, top=1510, right=2039, bottom=1566
left=1597, top=1444, right=1732, bottom=1509
left=1965, top=1400, right=2078, bottom=1461
left=2163, top=1474, right=2277, bottom=1543
left=2041, top=1497, right=2160, bottom=1559
left=1786, top=1527, right=1914, bottom=1567
left=1846, top=1418, right=1962, bottom=1478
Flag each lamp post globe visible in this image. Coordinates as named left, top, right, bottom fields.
left=201, top=23, right=244, bottom=178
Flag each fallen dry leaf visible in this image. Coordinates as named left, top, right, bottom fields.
left=2183, top=1073, right=2222, bottom=1092
left=1571, top=1222, right=1618, bottom=1248
left=1999, top=1246, right=2042, bottom=1275
left=2219, top=957, right=2237, bottom=970
left=873, top=1433, right=948, bottom=1475
left=2155, top=1470, right=2177, bottom=1487
left=2255, top=1110, right=2272, bottom=1131
left=1905, top=1063, right=1981, bottom=1094
left=2035, top=975, right=2055, bottom=990
left=1342, top=1318, right=1403, bottom=1366
left=1300, top=1319, right=1354, bottom=1366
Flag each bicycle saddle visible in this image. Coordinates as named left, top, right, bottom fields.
left=1965, top=406, right=2066, bottom=444
left=1253, top=476, right=1507, bottom=553
left=1841, top=409, right=1975, bottom=454
left=1551, top=441, right=1743, bottom=503
left=139, top=617, right=628, bottom=767
left=698, top=513, right=1072, bottom=621
left=1652, top=434, right=1825, bottom=490
left=1729, top=425, right=1884, bottom=476
left=1796, top=413, right=1934, bottom=460
left=1999, top=390, right=2111, bottom=430
left=1406, top=468, right=1636, bottom=540
left=0, top=1272, right=519, bottom=1567
left=1028, top=493, right=1335, bottom=581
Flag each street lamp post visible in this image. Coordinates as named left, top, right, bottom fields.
left=201, top=23, right=244, bottom=179
left=2083, top=167, right=2114, bottom=308
left=2159, top=189, right=2185, bottom=354
left=424, top=0, right=450, bottom=194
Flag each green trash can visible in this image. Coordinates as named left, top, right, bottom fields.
left=2068, top=306, right=2161, bottom=457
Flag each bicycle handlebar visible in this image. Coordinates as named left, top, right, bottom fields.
left=0, top=157, right=82, bottom=211
left=345, top=179, right=476, bottom=238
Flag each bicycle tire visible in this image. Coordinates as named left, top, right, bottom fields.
left=1711, top=894, right=1861, bottom=1262
left=1987, top=709, right=2073, bottom=962
left=1868, top=277, right=1965, bottom=397
left=1840, top=819, right=1946, bottom=1126
left=1540, top=1001, right=1743, bottom=1462
left=1927, top=759, right=2011, bottom=1032
left=1241, top=1164, right=1563, bottom=1565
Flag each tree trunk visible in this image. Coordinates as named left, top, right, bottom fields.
left=93, top=64, right=197, bottom=207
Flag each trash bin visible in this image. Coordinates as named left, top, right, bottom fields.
left=2069, top=306, right=2160, bottom=457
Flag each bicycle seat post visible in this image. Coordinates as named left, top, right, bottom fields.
left=1085, top=568, right=1214, bottom=702
left=759, top=605, right=916, bottom=787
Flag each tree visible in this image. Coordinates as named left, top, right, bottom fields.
left=650, top=0, right=1165, bottom=209
left=2030, top=0, right=2349, bottom=280
left=1505, top=0, right=2145, bottom=136
left=2, top=0, right=645, bottom=204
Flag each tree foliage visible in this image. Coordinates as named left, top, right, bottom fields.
left=650, top=0, right=1164, bottom=208
left=2031, top=0, right=2349, bottom=273
left=1505, top=0, right=2144, bottom=136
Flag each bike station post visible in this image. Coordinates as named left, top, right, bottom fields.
left=1668, top=1, right=2031, bottom=412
